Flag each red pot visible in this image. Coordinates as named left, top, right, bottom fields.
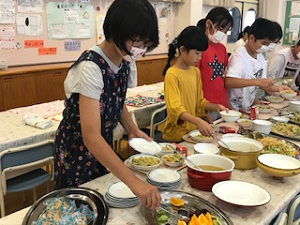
left=186, top=154, right=234, bottom=192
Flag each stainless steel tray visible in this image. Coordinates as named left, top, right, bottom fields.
left=22, top=187, right=109, bottom=225
left=141, top=190, right=233, bottom=225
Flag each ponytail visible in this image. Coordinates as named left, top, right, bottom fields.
left=162, top=38, right=178, bottom=76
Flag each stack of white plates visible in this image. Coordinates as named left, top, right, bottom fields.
left=104, top=181, right=140, bottom=208
left=146, top=168, right=181, bottom=189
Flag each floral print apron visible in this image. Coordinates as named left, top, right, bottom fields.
left=54, top=50, right=128, bottom=188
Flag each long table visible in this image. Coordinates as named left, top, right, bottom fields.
left=0, top=82, right=164, bottom=152
left=0, top=137, right=299, bottom=225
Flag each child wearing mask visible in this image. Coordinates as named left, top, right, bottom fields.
left=162, top=26, right=227, bottom=142
left=225, top=18, right=290, bottom=111
left=54, top=0, right=161, bottom=210
left=196, top=7, right=233, bottom=121
left=234, top=26, right=251, bottom=52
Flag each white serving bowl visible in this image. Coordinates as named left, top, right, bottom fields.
left=252, top=120, right=273, bottom=134
left=280, top=91, right=297, bottom=99
left=265, top=95, right=284, bottom=103
left=237, top=119, right=253, bottom=129
left=129, top=154, right=161, bottom=171
left=161, top=153, right=184, bottom=167
left=271, top=116, right=290, bottom=123
left=220, top=110, right=241, bottom=123
left=194, top=143, right=219, bottom=155
left=289, top=100, right=300, bottom=113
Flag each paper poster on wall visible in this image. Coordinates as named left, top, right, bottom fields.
left=16, top=14, right=43, bottom=36
left=0, top=27, right=15, bottom=49
left=96, top=15, right=105, bottom=43
left=283, top=1, right=300, bottom=45
left=0, top=0, right=15, bottom=24
left=17, top=0, right=43, bottom=13
left=64, top=40, right=81, bottom=51
left=46, top=2, right=94, bottom=39
left=24, top=40, right=44, bottom=48
left=38, top=47, right=57, bottom=55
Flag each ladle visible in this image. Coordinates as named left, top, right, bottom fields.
left=218, top=138, right=232, bottom=150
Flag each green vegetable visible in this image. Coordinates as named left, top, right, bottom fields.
left=157, top=214, right=168, bottom=223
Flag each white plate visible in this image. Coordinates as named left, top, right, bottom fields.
left=221, top=133, right=244, bottom=139
left=258, top=154, right=300, bottom=170
left=212, top=180, right=271, bottom=207
left=147, top=168, right=181, bottom=183
left=129, top=154, right=161, bottom=171
left=271, top=116, right=289, bottom=123
left=193, top=143, right=219, bottom=155
left=128, top=138, right=162, bottom=154
left=108, top=181, right=137, bottom=199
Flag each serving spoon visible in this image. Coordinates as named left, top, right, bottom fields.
left=166, top=144, right=204, bottom=171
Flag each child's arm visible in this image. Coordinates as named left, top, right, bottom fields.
left=225, top=77, right=273, bottom=89
left=179, top=112, right=214, bottom=137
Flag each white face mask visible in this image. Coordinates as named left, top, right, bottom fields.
left=256, top=45, right=269, bottom=54
left=267, top=43, right=277, bottom=52
left=297, top=52, right=300, bottom=59
left=123, top=46, right=147, bottom=62
left=208, top=21, right=226, bottom=43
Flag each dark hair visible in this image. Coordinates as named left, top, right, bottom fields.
left=103, top=0, right=159, bottom=55
left=249, top=18, right=277, bottom=41
left=163, top=26, right=208, bottom=75
left=237, top=26, right=251, bottom=40
left=197, top=7, right=233, bottom=31
left=273, top=21, right=283, bottom=41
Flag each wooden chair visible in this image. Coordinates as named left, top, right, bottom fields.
left=0, top=140, right=54, bottom=217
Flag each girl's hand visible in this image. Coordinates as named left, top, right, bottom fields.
left=197, top=120, right=214, bottom=137
left=128, top=128, right=153, bottom=142
left=130, top=179, right=161, bottom=210
left=216, top=104, right=228, bottom=113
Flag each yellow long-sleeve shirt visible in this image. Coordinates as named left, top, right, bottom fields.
left=163, top=66, right=209, bottom=142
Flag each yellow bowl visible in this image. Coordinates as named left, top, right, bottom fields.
left=256, top=154, right=300, bottom=178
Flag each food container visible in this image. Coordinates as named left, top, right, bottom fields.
left=218, top=137, right=263, bottom=170
left=289, top=100, right=300, bottom=113
left=252, top=120, right=273, bottom=134
left=194, top=143, right=219, bottom=155
left=186, top=154, right=234, bottom=192
left=22, top=187, right=109, bottom=225
left=280, top=90, right=297, bottom=99
left=220, top=110, right=241, bottom=122
left=189, top=130, right=214, bottom=143
left=237, top=119, right=253, bottom=129
left=257, top=154, right=300, bottom=178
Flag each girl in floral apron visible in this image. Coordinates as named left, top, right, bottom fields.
left=54, top=0, right=161, bottom=210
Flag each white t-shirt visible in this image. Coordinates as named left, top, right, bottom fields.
left=64, top=45, right=137, bottom=99
left=233, top=38, right=246, bottom=52
left=226, top=47, right=267, bottom=111
left=268, top=48, right=300, bottom=82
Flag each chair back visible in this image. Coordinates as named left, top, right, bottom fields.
left=287, top=193, right=300, bottom=225
left=0, top=140, right=54, bottom=194
left=149, top=105, right=167, bottom=138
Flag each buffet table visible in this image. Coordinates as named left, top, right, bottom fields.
left=0, top=138, right=299, bottom=225
left=0, top=82, right=164, bottom=152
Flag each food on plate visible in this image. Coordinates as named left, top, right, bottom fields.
left=258, top=137, right=299, bottom=156
left=131, top=156, right=160, bottom=166
left=170, top=197, right=185, bottom=207
left=271, top=122, right=300, bottom=139
left=162, top=153, right=184, bottom=163
left=178, top=210, right=222, bottom=225
left=155, top=209, right=168, bottom=224
left=162, top=145, right=175, bottom=151
left=194, top=134, right=213, bottom=139
left=280, top=90, right=296, bottom=94
left=197, top=165, right=225, bottom=172
left=265, top=96, right=284, bottom=103
left=290, top=113, right=300, bottom=124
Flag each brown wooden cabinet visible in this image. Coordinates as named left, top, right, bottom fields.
left=136, top=57, right=167, bottom=85
left=0, top=55, right=172, bottom=111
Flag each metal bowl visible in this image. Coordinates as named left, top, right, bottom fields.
left=22, top=187, right=109, bottom=225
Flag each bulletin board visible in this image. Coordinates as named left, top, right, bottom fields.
left=0, top=0, right=175, bottom=67
left=283, top=0, right=300, bottom=45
